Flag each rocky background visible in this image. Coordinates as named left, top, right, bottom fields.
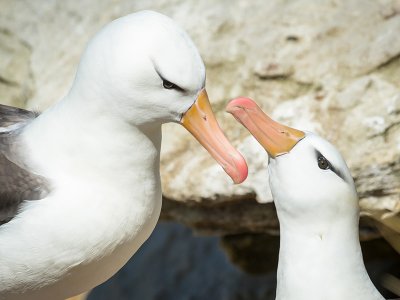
left=0, top=0, right=399, bottom=298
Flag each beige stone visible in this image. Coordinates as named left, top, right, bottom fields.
left=0, top=0, right=398, bottom=236
left=0, top=29, right=33, bottom=107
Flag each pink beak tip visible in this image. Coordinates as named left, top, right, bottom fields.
left=226, top=97, right=257, bottom=113
left=234, top=156, right=249, bottom=184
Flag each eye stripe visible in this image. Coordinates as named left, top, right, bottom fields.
left=162, top=79, right=185, bottom=92
left=153, top=64, right=185, bottom=92
left=314, top=149, right=347, bottom=182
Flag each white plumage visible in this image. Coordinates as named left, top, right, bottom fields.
left=227, top=97, right=385, bottom=300
left=0, top=11, right=247, bottom=299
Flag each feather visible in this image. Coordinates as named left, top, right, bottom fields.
left=0, top=104, right=50, bottom=225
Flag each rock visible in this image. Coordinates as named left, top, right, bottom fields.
left=254, top=61, right=294, bottom=79
left=0, top=0, right=399, bottom=237
left=161, top=198, right=279, bottom=236
left=380, top=0, right=400, bottom=19
left=0, top=29, right=33, bottom=107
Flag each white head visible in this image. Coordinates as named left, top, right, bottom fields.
left=227, top=98, right=359, bottom=227
left=71, top=11, right=205, bottom=124
left=67, top=11, right=248, bottom=183
left=268, top=133, right=358, bottom=224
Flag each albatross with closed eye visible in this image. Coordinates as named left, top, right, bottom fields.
left=0, top=11, right=248, bottom=300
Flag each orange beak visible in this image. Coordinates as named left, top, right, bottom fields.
left=226, top=97, right=305, bottom=158
left=180, top=90, right=248, bottom=184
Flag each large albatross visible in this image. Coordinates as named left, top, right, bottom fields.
left=227, top=98, right=386, bottom=300
left=0, top=11, right=248, bottom=300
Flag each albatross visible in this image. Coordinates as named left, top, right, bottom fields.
left=0, top=11, right=248, bottom=300
left=227, top=97, right=385, bottom=300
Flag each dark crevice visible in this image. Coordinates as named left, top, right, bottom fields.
left=0, top=76, right=19, bottom=87
left=376, top=52, right=400, bottom=71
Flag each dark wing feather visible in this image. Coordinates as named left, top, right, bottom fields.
left=0, top=104, right=50, bottom=225
left=0, top=104, right=39, bottom=127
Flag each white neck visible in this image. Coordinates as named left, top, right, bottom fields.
left=26, top=91, right=162, bottom=180
left=276, top=212, right=384, bottom=300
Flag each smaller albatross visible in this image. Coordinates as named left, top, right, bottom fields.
left=227, top=97, right=386, bottom=300
left=0, top=11, right=248, bottom=300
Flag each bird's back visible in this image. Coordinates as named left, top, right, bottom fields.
left=0, top=104, right=49, bottom=225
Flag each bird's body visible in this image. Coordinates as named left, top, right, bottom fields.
left=0, top=11, right=247, bottom=299
left=270, top=134, right=384, bottom=300
left=227, top=98, right=385, bottom=300
left=275, top=205, right=380, bottom=300
left=0, top=102, right=163, bottom=299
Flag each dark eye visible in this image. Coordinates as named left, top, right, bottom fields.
left=162, top=79, right=185, bottom=92
left=318, top=155, right=330, bottom=170
left=163, top=79, right=176, bottom=89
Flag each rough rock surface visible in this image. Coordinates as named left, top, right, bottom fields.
left=0, top=0, right=399, bottom=236
left=0, top=29, right=33, bottom=107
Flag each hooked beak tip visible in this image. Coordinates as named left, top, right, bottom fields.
left=227, top=154, right=248, bottom=184
left=181, top=90, right=249, bottom=184
left=226, top=97, right=305, bottom=158
left=226, top=97, right=257, bottom=114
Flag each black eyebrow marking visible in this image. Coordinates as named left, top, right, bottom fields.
left=314, top=149, right=347, bottom=182
left=153, top=63, right=186, bottom=92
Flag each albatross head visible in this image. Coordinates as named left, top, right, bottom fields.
left=227, top=97, right=359, bottom=225
left=68, top=10, right=247, bottom=184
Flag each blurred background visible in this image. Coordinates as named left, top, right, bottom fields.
left=0, top=0, right=399, bottom=299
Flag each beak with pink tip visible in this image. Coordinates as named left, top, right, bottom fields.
left=226, top=97, right=305, bottom=158
left=180, top=90, right=248, bottom=184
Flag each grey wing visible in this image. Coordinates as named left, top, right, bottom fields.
left=0, top=104, right=50, bottom=225
left=0, top=104, right=39, bottom=129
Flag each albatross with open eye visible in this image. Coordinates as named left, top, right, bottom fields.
left=227, top=97, right=385, bottom=300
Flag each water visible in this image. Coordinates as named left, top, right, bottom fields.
left=89, top=222, right=399, bottom=300
left=89, top=222, right=276, bottom=300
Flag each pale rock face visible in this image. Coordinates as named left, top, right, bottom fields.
left=0, top=0, right=399, bottom=235
left=0, top=29, right=33, bottom=107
